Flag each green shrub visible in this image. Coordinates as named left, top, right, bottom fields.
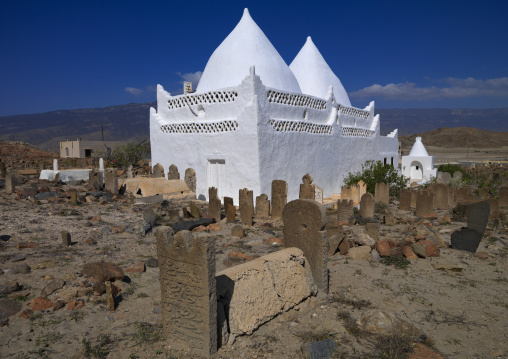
left=344, top=160, right=408, bottom=197
left=437, top=164, right=470, bottom=181
left=95, top=142, right=150, bottom=169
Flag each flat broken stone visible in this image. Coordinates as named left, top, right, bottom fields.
left=432, top=263, right=463, bottom=272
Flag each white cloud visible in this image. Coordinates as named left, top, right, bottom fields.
left=349, top=77, right=508, bottom=101
left=125, top=87, right=144, bottom=96
left=177, top=71, right=203, bottom=86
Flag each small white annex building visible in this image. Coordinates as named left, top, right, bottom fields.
left=150, top=9, right=399, bottom=202
left=401, top=137, right=437, bottom=183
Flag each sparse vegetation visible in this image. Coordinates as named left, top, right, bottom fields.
left=381, top=256, right=411, bottom=270
left=96, top=142, right=150, bottom=169
left=344, top=160, right=409, bottom=196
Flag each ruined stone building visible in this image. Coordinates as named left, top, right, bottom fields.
left=150, top=9, right=399, bottom=202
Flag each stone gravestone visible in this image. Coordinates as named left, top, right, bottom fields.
left=340, top=185, right=351, bottom=200
left=53, top=159, right=58, bottom=171
left=5, top=172, right=15, bottom=194
left=415, top=191, right=434, bottom=217
left=432, top=183, right=449, bottom=210
left=486, top=199, right=499, bottom=219
left=184, top=168, right=197, bottom=192
left=127, top=165, right=133, bottom=178
left=436, top=172, right=451, bottom=184
left=53, top=173, right=60, bottom=185
left=359, top=193, right=374, bottom=218
left=374, top=183, right=389, bottom=205
left=61, top=230, right=71, bottom=246
left=454, top=187, right=470, bottom=203
left=453, top=171, right=462, bottom=180
left=239, top=188, right=254, bottom=226
left=350, top=183, right=361, bottom=205
left=88, top=168, right=103, bottom=191
left=155, top=227, right=217, bottom=356
left=299, top=173, right=315, bottom=200
left=255, top=194, right=270, bottom=218
left=399, top=189, right=411, bottom=211
left=153, top=164, right=165, bottom=178
left=271, top=180, right=287, bottom=219
left=190, top=202, right=200, bottom=218
left=282, top=199, right=328, bottom=293
left=314, top=185, right=323, bottom=204
left=0, top=161, right=6, bottom=178
left=337, top=199, right=354, bottom=224
left=499, top=187, right=508, bottom=208
left=70, top=190, right=78, bottom=205
left=105, top=168, right=118, bottom=195
left=168, top=164, right=180, bottom=180
left=208, top=187, right=221, bottom=222
left=478, top=188, right=489, bottom=199
left=410, top=190, right=418, bottom=208
left=224, top=197, right=235, bottom=223
left=451, top=201, right=490, bottom=252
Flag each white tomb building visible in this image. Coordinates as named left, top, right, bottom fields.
left=149, top=9, right=399, bottom=202
left=401, top=137, right=437, bottom=183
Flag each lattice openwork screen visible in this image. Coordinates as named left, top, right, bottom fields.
left=269, top=119, right=333, bottom=134
left=341, top=127, right=375, bottom=137
left=339, top=106, right=370, bottom=119
left=168, top=90, right=238, bottom=109
left=160, top=120, right=238, bottom=134
left=267, top=90, right=327, bottom=110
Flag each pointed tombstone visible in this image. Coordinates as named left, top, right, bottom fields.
left=168, top=164, right=180, bottom=180
left=208, top=187, right=221, bottom=222
left=255, top=194, right=270, bottom=218
left=271, top=180, right=287, bottom=219
left=432, top=183, right=449, bottom=210
left=359, top=193, right=374, bottom=218
left=5, top=172, right=15, bottom=194
left=358, top=180, right=367, bottom=199
left=153, top=163, right=164, bottom=178
left=282, top=199, right=328, bottom=293
left=299, top=173, right=315, bottom=200
left=239, top=188, right=253, bottom=226
left=374, top=183, right=389, bottom=205
left=53, top=172, right=60, bottom=186
left=105, top=168, right=118, bottom=195
left=155, top=227, right=217, bottom=356
left=337, top=199, right=354, bottom=224
left=415, top=190, right=434, bottom=217
left=184, top=168, right=197, bottom=192
left=399, top=189, right=411, bottom=211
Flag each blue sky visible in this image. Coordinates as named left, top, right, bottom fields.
left=1, top=0, right=507, bottom=116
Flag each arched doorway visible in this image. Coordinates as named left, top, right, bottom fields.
left=410, top=161, right=423, bottom=180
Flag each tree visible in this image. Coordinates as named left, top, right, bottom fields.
left=95, top=142, right=150, bottom=168
left=344, top=160, right=408, bottom=196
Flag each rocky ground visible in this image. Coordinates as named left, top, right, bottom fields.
left=0, top=174, right=507, bottom=359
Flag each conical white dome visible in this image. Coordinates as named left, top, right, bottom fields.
left=196, top=9, right=301, bottom=94
left=289, top=37, right=350, bottom=106
left=409, top=137, right=430, bottom=156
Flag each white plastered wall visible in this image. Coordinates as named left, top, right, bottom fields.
left=401, top=155, right=437, bottom=183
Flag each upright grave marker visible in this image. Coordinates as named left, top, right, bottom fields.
left=359, top=193, right=374, bottom=218
left=239, top=188, right=253, bottom=226
left=208, top=187, right=221, bottom=222
left=271, top=180, right=287, bottom=219
left=374, top=183, right=389, bottom=205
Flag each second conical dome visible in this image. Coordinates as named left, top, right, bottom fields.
left=290, top=37, right=350, bottom=106
left=196, top=9, right=302, bottom=94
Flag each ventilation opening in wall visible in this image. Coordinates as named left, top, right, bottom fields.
left=85, top=149, right=92, bottom=158
left=384, top=158, right=387, bottom=166
left=391, top=157, right=394, bottom=166
left=303, top=109, right=308, bottom=119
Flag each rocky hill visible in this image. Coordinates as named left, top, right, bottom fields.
left=399, top=127, right=508, bottom=149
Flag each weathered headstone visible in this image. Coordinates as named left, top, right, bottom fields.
left=359, top=193, right=374, bottom=218
left=53, top=172, right=59, bottom=185
left=486, top=199, right=499, bottom=219
left=358, top=180, right=367, bottom=199
left=314, top=186, right=323, bottom=204
left=224, top=197, right=235, bottom=223
left=239, top=188, right=253, bottom=226
left=168, top=209, right=180, bottom=222
left=53, top=159, right=58, bottom=171
left=155, top=227, right=217, bottom=356
left=105, top=168, right=118, bottom=195
left=478, top=188, right=489, bottom=199
left=61, top=230, right=71, bottom=246
left=410, top=190, right=418, bottom=208
left=127, top=165, right=133, bottom=178
left=299, top=173, right=315, bottom=200
left=190, top=202, right=200, bottom=218
left=105, top=281, right=115, bottom=311
left=453, top=171, right=462, bottom=180
left=366, top=222, right=379, bottom=242
left=89, top=168, right=103, bottom=191
left=436, top=172, right=451, bottom=184
left=451, top=228, right=482, bottom=253
left=415, top=191, right=434, bottom=217
left=282, top=199, right=328, bottom=293
left=467, top=201, right=490, bottom=234
left=448, top=187, right=455, bottom=207
left=168, top=164, right=180, bottom=180
left=0, top=161, right=6, bottom=178
left=208, top=187, right=221, bottom=222
left=255, top=194, right=270, bottom=218
left=5, top=172, right=15, bottom=194
left=374, top=183, right=389, bottom=205
left=350, top=183, right=361, bottom=205
left=454, top=187, right=470, bottom=203
left=337, top=199, right=354, bottom=224
left=70, top=190, right=78, bottom=205
left=271, top=180, right=287, bottom=219
left=340, top=185, right=351, bottom=200
left=500, top=187, right=508, bottom=208
left=99, top=158, right=104, bottom=171
left=432, top=183, right=449, bottom=210
left=184, top=168, right=196, bottom=192
left=399, top=189, right=411, bottom=211
left=153, top=163, right=164, bottom=178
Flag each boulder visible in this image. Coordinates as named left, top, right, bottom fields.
left=347, top=246, right=372, bottom=260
